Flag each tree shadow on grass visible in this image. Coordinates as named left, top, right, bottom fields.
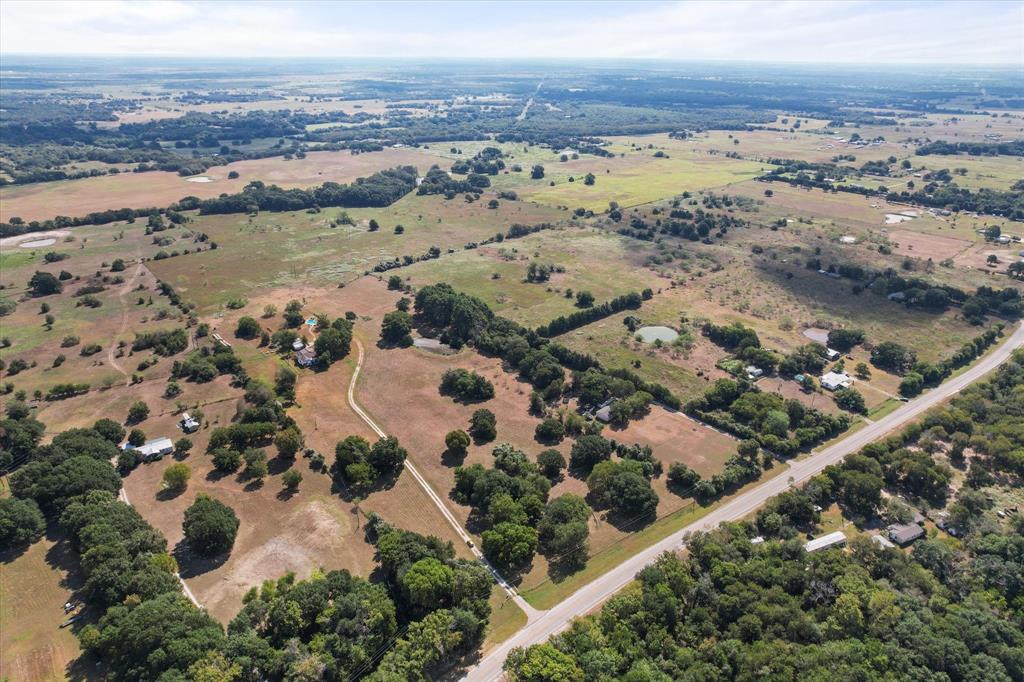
left=545, top=556, right=588, bottom=585
left=441, top=448, right=467, bottom=468
left=174, top=538, right=229, bottom=579
left=156, top=486, right=186, bottom=502
left=268, top=456, right=294, bottom=476
left=276, top=487, right=298, bottom=502
left=206, top=468, right=233, bottom=482
left=335, top=468, right=400, bottom=503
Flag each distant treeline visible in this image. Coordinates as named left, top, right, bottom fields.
left=536, top=292, right=646, bottom=337
left=916, top=139, right=1024, bottom=157
left=184, top=166, right=418, bottom=215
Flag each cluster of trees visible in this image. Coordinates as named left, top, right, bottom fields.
left=916, top=139, right=1024, bottom=157
left=687, top=378, right=850, bottom=456
left=453, top=443, right=552, bottom=571
left=187, top=167, right=418, bottom=215
left=415, top=166, right=488, bottom=196
left=172, top=342, right=243, bottom=383
left=616, top=206, right=749, bottom=243
left=450, top=146, right=506, bottom=175
left=332, top=434, right=409, bottom=494
left=870, top=327, right=1003, bottom=396
left=131, top=327, right=188, bottom=356
left=439, top=368, right=495, bottom=402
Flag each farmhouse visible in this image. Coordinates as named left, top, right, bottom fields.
left=804, top=531, right=847, bottom=553
left=888, top=523, right=925, bottom=547
left=820, top=371, right=853, bottom=391
left=295, top=347, right=317, bottom=367
left=124, top=437, right=174, bottom=462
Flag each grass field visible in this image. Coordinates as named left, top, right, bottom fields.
left=400, top=227, right=663, bottom=327
left=0, top=530, right=90, bottom=682
left=910, top=153, right=1024, bottom=191
left=146, top=192, right=566, bottom=312
left=0, top=147, right=434, bottom=223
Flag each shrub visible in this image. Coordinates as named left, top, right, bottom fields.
left=469, top=409, right=497, bottom=442
left=162, top=463, right=191, bottom=491
left=445, top=429, right=471, bottom=455
left=534, top=418, right=565, bottom=444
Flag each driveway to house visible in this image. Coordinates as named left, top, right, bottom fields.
left=463, top=322, right=1024, bottom=681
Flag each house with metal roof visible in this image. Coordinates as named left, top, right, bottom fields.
left=804, top=531, right=847, bottom=553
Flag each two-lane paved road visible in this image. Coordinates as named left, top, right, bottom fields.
left=465, top=322, right=1024, bottom=681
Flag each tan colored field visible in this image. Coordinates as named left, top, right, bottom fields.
left=120, top=343, right=469, bottom=623
left=692, top=129, right=901, bottom=164
left=602, top=406, right=737, bottom=478
left=0, top=147, right=435, bottom=223
left=1, top=532, right=90, bottom=682
left=103, top=98, right=442, bottom=126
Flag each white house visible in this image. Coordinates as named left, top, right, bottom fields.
left=804, top=531, right=847, bottom=553
left=292, top=338, right=305, bottom=351
left=825, top=348, right=841, bottom=361
left=820, top=371, right=852, bottom=391
left=125, top=437, right=174, bottom=462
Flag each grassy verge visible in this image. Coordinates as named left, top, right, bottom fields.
left=482, top=587, right=528, bottom=651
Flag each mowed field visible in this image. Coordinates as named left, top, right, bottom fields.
left=0, top=147, right=435, bottom=223
left=400, top=227, right=664, bottom=327
left=146, top=192, right=567, bottom=312
left=0, top=531, right=90, bottom=682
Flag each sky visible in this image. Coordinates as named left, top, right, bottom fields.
left=0, top=0, right=1021, bottom=64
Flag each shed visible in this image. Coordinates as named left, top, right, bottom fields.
left=826, top=348, right=841, bottom=361
left=888, top=523, right=925, bottom=547
left=745, top=365, right=763, bottom=379
left=595, top=404, right=612, bottom=423
left=292, top=339, right=305, bottom=351
left=180, top=412, right=199, bottom=433
left=871, top=534, right=895, bottom=549
left=804, top=531, right=847, bottom=553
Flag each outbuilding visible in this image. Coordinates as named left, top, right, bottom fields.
left=804, top=531, right=847, bottom=553
left=179, top=412, right=199, bottom=433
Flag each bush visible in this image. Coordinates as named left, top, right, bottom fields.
left=534, top=418, right=565, bottom=444
left=834, top=387, right=867, bottom=414
left=282, top=469, right=302, bottom=491
left=440, top=368, right=494, bottom=402
left=445, top=429, right=471, bottom=455
left=126, top=400, right=149, bottom=424
left=183, top=494, right=239, bottom=557
left=275, top=428, right=303, bottom=458
left=235, top=316, right=261, bottom=339
left=162, top=463, right=191, bottom=491
left=380, top=310, right=413, bottom=346
left=469, top=409, right=497, bottom=442
left=212, top=448, right=242, bottom=473
left=537, top=449, right=566, bottom=480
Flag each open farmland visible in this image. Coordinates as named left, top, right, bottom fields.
left=146, top=191, right=566, bottom=311
left=0, top=148, right=434, bottom=223
left=0, top=532, right=89, bottom=682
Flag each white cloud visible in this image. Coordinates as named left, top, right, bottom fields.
left=1, top=0, right=1021, bottom=63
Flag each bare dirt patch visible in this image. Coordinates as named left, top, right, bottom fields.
left=887, top=229, right=973, bottom=261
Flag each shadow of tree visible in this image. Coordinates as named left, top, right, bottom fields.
left=174, top=538, right=229, bottom=579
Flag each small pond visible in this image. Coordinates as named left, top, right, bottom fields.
left=636, top=326, right=679, bottom=343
